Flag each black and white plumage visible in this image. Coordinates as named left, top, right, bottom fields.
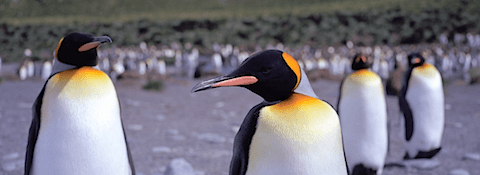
left=399, top=53, right=444, bottom=160
left=25, top=32, right=135, bottom=175
left=337, top=54, right=388, bottom=175
left=192, top=50, right=347, bottom=175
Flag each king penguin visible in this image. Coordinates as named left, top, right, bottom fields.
left=337, top=54, right=388, bottom=175
left=399, top=53, right=444, bottom=159
left=25, top=32, right=135, bottom=175
left=192, top=50, right=348, bottom=175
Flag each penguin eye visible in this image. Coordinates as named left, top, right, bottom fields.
left=261, top=67, right=272, bottom=74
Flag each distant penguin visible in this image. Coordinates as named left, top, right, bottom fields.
left=138, top=60, right=146, bottom=75
left=157, top=59, right=167, bottom=76
left=40, top=61, right=52, bottom=81
left=386, top=58, right=406, bottom=96
left=18, top=61, right=28, bottom=80
left=337, top=54, right=388, bottom=175
left=192, top=50, right=348, bottom=175
left=27, top=60, right=35, bottom=78
left=399, top=53, right=444, bottom=159
left=0, top=56, right=2, bottom=76
left=25, top=32, right=135, bottom=175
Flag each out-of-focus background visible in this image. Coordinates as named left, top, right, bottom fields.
left=1, top=0, right=480, bottom=175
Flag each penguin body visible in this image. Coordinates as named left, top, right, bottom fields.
left=399, top=53, right=444, bottom=159
left=248, top=93, right=345, bottom=174
left=18, top=63, right=28, bottom=80
left=25, top=32, right=135, bottom=175
left=40, top=61, right=52, bottom=81
left=192, top=50, right=347, bottom=175
left=337, top=54, right=388, bottom=175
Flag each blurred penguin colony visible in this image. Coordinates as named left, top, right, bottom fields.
left=7, top=32, right=480, bottom=84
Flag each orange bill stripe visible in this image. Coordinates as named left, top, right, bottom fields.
left=213, top=76, right=258, bottom=87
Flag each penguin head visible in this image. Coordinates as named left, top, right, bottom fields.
left=407, top=53, right=425, bottom=68
left=54, top=32, right=112, bottom=67
left=351, top=53, right=371, bottom=70
left=191, top=50, right=302, bottom=102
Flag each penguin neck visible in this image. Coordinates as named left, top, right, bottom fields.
left=293, top=68, right=318, bottom=99
left=50, top=59, right=81, bottom=76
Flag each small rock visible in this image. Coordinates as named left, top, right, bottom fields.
left=167, top=129, right=179, bottom=135
left=164, top=158, right=196, bottom=175
left=1, top=162, right=16, bottom=171
left=463, top=153, right=480, bottom=161
left=445, top=104, right=452, bottom=110
left=195, top=171, right=205, bottom=175
left=170, top=135, right=186, bottom=141
left=128, top=124, right=143, bottom=131
left=3, top=152, right=20, bottom=160
left=125, top=99, right=141, bottom=107
left=454, top=122, right=463, bottom=128
left=152, top=146, right=171, bottom=153
left=18, top=102, right=32, bottom=109
left=195, top=133, right=225, bottom=143
left=449, top=169, right=470, bottom=175
left=158, top=166, right=167, bottom=173
left=210, top=91, right=220, bottom=97
left=215, top=102, right=225, bottom=108
left=156, top=114, right=166, bottom=121
left=403, top=159, right=440, bottom=170
left=231, top=126, right=240, bottom=133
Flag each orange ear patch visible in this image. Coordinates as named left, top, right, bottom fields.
left=361, top=55, right=367, bottom=62
left=55, top=38, right=64, bottom=59
left=78, top=41, right=101, bottom=52
left=282, top=52, right=301, bottom=90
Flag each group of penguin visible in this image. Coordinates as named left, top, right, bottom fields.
left=25, top=32, right=444, bottom=175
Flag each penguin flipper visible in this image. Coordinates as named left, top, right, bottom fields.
left=118, top=101, right=136, bottom=175
left=414, top=147, right=442, bottom=159
left=122, top=127, right=136, bottom=175
left=352, top=164, right=377, bottom=175
left=399, top=68, right=414, bottom=141
left=229, top=101, right=278, bottom=175
left=25, top=86, right=46, bottom=175
left=336, top=76, right=347, bottom=115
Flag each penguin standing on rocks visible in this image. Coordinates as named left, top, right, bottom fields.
left=337, top=54, right=388, bottom=175
left=192, top=50, right=348, bottom=175
left=25, top=32, right=135, bottom=175
left=399, top=53, right=444, bottom=159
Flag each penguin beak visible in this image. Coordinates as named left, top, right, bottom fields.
left=92, top=36, right=113, bottom=43
left=78, top=36, right=112, bottom=52
left=191, top=75, right=258, bottom=93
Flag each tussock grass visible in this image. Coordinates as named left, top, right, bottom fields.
left=2, top=0, right=477, bottom=25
